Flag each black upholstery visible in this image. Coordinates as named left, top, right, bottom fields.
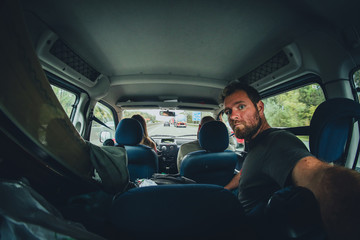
left=115, top=118, right=158, bottom=181
left=198, top=121, right=229, bottom=152
left=265, top=186, right=326, bottom=240
left=180, top=121, right=238, bottom=186
left=110, top=184, right=252, bottom=239
left=310, top=97, right=360, bottom=165
left=103, top=138, right=115, bottom=146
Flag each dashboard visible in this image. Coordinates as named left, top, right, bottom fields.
left=152, top=135, right=197, bottom=174
left=158, top=140, right=178, bottom=174
left=161, top=138, right=175, bottom=144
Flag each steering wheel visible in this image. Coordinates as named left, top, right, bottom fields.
left=150, top=137, right=160, bottom=152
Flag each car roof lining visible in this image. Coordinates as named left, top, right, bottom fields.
left=20, top=0, right=360, bottom=110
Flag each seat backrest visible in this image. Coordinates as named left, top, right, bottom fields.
left=310, top=98, right=360, bottom=166
left=115, top=118, right=158, bottom=181
left=180, top=121, right=238, bottom=186
left=110, top=184, right=252, bottom=239
left=265, top=186, right=326, bottom=239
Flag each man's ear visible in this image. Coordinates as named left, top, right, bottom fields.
left=257, top=100, right=265, bottom=114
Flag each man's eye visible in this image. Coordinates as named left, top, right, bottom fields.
left=224, top=110, right=231, bottom=115
left=238, top=105, right=245, bottom=110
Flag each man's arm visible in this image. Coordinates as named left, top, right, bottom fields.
left=224, top=171, right=241, bottom=190
left=292, top=156, right=360, bottom=240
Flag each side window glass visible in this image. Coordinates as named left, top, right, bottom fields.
left=263, top=83, right=325, bottom=127
left=89, top=102, right=116, bottom=146
left=353, top=69, right=360, bottom=101
left=352, top=69, right=360, bottom=172
left=51, top=85, right=76, bottom=118
left=262, top=83, right=325, bottom=149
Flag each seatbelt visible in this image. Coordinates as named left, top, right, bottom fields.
left=92, top=116, right=113, bottom=130
left=340, top=118, right=354, bottom=165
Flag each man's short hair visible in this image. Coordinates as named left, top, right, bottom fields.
left=220, top=81, right=261, bottom=106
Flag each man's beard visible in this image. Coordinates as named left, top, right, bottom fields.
left=231, top=112, right=262, bottom=141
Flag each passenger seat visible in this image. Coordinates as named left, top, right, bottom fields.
left=115, top=118, right=158, bottom=181
left=180, top=121, right=238, bottom=186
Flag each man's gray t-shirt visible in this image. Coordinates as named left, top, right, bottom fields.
left=238, top=128, right=313, bottom=213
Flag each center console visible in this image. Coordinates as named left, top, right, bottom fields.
left=158, top=138, right=178, bottom=174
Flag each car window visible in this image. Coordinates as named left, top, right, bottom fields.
left=51, top=85, right=76, bottom=118
left=123, top=110, right=213, bottom=140
left=352, top=69, right=360, bottom=172
left=353, top=69, right=360, bottom=101
left=263, top=83, right=325, bottom=128
left=263, top=83, right=325, bottom=149
left=89, top=102, right=116, bottom=146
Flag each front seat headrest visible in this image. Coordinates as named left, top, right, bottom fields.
left=115, top=118, right=143, bottom=146
left=199, top=121, right=229, bottom=152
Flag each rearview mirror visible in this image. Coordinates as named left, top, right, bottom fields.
left=160, top=110, right=175, bottom=117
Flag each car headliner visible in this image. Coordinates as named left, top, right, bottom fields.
left=20, top=0, right=360, bottom=111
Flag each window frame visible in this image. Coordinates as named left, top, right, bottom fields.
left=350, top=67, right=360, bottom=102
left=88, top=100, right=118, bottom=145
left=94, top=100, right=119, bottom=127
left=260, top=74, right=327, bottom=101
left=349, top=67, right=360, bottom=171
left=260, top=74, right=327, bottom=138
left=46, top=71, right=82, bottom=121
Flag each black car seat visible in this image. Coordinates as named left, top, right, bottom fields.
left=309, top=97, right=360, bottom=167
left=264, top=186, right=326, bottom=240
left=180, top=121, right=238, bottom=186
left=115, top=118, right=158, bottom=181
left=103, top=138, right=115, bottom=146
left=109, top=184, right=254, bottom=239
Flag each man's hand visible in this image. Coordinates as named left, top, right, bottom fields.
left=224, top=171, right=241, bottom=190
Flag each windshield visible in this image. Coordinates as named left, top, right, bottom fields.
left=123, top=109, right=214, bottom=139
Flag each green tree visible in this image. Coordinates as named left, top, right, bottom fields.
left=51, top=85, right=76, bottom=117
left=94, top=103, right=114, bottom=124
left=354, top=70, right=360, bottom=87
left=263, top=84, right=325, bottom=127
left=123, top=111, right=156, bottom=123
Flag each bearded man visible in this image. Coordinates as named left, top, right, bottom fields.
left=222, top=81, right=360, bottom=240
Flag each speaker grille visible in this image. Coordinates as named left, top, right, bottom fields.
left=239, top=50, right=289, bottom=84
left=50, top=39, right=100, bottom=82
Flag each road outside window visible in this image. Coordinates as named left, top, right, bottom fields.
left=122, top=110, right=213, bottom=138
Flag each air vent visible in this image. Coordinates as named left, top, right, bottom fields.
left=239, top=50, right=290, bottom=84
left=49, top=39, right=100, bottom=82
